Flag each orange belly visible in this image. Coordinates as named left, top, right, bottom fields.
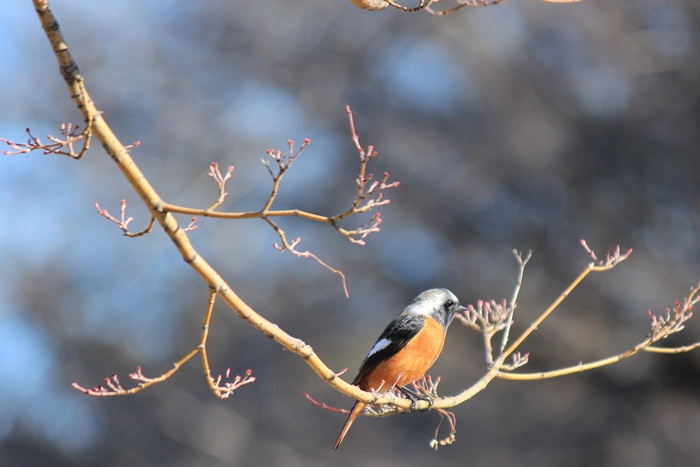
left=358, top=317, right=445, bottom=392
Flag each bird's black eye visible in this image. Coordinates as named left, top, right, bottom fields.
left=445, top=300, right=454, bottom=308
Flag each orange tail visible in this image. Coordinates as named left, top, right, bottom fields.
left=332, top=401, right=365, bottom=451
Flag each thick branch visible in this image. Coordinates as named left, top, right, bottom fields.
left=31, top=0, right=407, bottom=410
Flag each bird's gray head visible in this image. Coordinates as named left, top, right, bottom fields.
left=406, top=288, right=465, bottom=330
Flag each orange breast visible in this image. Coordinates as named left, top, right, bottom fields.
left=358, top=317, right=445, bottom=392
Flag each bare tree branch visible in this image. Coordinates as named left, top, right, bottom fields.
left=73, top=286, right=255, bottom=397
left=1, top=121, right=96, bottom=159
left=14, top=2, right=700, bottom=447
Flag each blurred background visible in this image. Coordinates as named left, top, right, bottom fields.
left=1, top=0, right=700, bottom=465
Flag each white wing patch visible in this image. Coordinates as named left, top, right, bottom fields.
left=366, top=338, right=392, bottom=358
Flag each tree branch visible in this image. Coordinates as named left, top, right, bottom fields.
left=73, top=286, right=255, bottom=397
left=26, top=1, right=700, bottom=430
left=31, top=0, right=402, bottom=410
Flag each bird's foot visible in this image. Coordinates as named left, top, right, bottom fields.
left=399, top=387, right=433, bottom=412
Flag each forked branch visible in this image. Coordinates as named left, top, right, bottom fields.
left=1, top=120, right=96, bottom=159
left=28, top=0, right=390, bottom=413
left=73, top=287, right=255, bottom=398
left=496, top=282, right=699, bottom=380
left=154, top=108, right=397, bottom=295
left=497, top=251, right=700, bottom=381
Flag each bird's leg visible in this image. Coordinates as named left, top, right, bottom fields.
left=398, top=386, right=433, bottom=412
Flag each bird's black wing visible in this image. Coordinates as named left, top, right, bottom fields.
left=351, top=313, right=426, bottom=386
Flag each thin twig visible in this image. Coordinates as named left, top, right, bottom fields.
left=206, top=162, right=234, bottom=211
left=424, top=0, right=579, bottom=16
left=1, top=118, right=98, bottom=159
left=499, top=272, right=698, bottom=381
left=498, top=250, right=531, bottom=356
left=500, top=244, right=632, bottom=363
left=72, top=287, right=254, bottom=396
left=95, top=200, right=156, bottom=237
left=200, top=287, right=256, bottom=398
left=156, top=109, right=395, bottom=293
left=71, top=349, right=201, bottom=396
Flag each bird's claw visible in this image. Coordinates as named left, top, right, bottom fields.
left=416, top=395, right=434, bottom=412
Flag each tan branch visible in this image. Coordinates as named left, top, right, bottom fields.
left=498, top=278, right=699, bottom=381
left=71, top=350, right=201, bottom=397
left=497, top=337, right=700, bottom=381
left=1, top=121, right=96, bottom=159
left=199, top=287, right=256, bottom=398
left=33, top=0, right=396, bottom=409
left=498, top=250, right=532, bottom=355
left=95, top=200, right=156, bottom=237
left=425, top=0, right=579, bottom=16
left=33, top=0, right=695, bottom=421
left=206, top=162, right=234, bottom=211
left=500, top=244, right=632, bottom=362
left=645, top=343, right=700, bottom=354
left=72, top=286, right=254, bottom=397
left=266, top=217, right=350, bottom=297
left=497, top=338, right=653, bottom=381
left=161, top=204, right=328, bottom=221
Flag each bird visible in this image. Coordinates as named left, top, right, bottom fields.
left=332, top=288, right=465, bottom=450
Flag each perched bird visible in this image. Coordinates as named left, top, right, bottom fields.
left=333, top=288, right=465, bottom=450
